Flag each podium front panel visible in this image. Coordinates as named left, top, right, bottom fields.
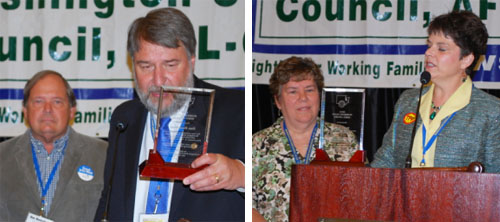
left=290, top=165, right=500, bottom=222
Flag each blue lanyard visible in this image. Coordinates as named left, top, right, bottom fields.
left=150, top=115, right=186, bottom=161
left=147, top=115, right=186, bottom=214
left=420, top=112, right=456, bottom=165
left=31, top=141, right=68, bottom=215
left=283, top=120, right=318, bottom=164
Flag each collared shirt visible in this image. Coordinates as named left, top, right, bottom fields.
left=411, top=76, right=472, bottom=167
left=30, top=128, right=70, bottom=215
left=133, top=100, right=190, bottom=222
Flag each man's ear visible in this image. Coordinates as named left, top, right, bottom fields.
left=22, top=106, right=30, bottom=127
left=190, top=55, right=196, bottom=70
left=70, top=106, right=77, bottom=121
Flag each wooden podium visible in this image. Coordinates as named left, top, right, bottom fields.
left=290, top=164, right=500, bottom=222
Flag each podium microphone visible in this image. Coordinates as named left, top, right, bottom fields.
left=405, top=71, right=431, bottom=168
left=101, top=121, right=128, bottom=222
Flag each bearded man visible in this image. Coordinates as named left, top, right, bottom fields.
left=95, top=8, right=244, bottom=222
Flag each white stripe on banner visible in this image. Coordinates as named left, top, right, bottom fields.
left=0, top=1, right=244, bottom=137
left=252, top=0, right=500, bottom=89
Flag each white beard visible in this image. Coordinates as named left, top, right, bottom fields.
left=135, top=73, right=194, bottom=118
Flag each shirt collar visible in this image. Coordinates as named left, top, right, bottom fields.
left=149, top=96, right=191, bottom=135
left=29, top=127, right=70, bottom=154
left=420, top=76, right=472, bottom=126
left=150, top=96, right=191, bottom=123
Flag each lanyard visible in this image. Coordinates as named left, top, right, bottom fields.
left=283, top=120, right=318, bottom=164
left=31, top=141, right=68, bottom=216
left=420, top=112, right=456, bottom=166
left=147, top=115, right=186, bottom=214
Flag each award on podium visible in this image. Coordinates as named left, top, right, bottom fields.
left=315, top=88, right=366, bottom=163
left=139, top=85, right=215, bottom=180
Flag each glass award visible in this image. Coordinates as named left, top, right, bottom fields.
left=140, top=86, right=215, bottom=180
left=316, top=88, right=365, bottom=163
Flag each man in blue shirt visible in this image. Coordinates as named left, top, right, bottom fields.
left=0, top=70, right=107, bottom=221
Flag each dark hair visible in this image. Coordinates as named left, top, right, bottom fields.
left=428, top=10, right=488, bottom=76
left=269, top=56, right=324, bottom=97
left=23, top=70, right=76, bottom=108
left=127, top=8, right=196, bottom=59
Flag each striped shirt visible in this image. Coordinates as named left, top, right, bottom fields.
left=30, top=128, right=69, bottom=216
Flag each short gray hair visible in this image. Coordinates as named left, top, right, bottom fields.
left=127, top=8, right=196, bottom=59
left=23, top=70, right=76, bottom=108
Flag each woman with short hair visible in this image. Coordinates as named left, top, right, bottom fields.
left=371, top=10, right=500, bottom=172
left=252, top=56, right=359, bottom=221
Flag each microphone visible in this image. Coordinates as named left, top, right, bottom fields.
left=116, top=122, right=127, bottom=132
left=420, top=71, right=431, bottom=84
left=405, top=71, right=431, bottom=168
left=101, top=121, right=128, bottom=222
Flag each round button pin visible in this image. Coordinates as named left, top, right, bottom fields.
left=77, top=165, right=94, bottom=181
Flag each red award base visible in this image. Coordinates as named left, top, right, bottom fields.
left=139, top=150, right=207, bottom=180
left=310, top=148, right=365, bottom=167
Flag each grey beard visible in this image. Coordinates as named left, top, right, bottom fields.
left=135, top=73, right=194, bottom=118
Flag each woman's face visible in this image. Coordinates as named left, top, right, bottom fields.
left=424, top=32, right=473, bottom=82
left=275, top=77, right=320, bottom=127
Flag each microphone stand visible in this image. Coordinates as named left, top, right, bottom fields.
left=405, top=71, right=430, bottom=168
left=101, top=122, right=127, bottom=222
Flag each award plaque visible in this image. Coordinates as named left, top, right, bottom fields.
left=139, top=86, right=215, bottom=180
left=315, top=88, right=365, bottom=163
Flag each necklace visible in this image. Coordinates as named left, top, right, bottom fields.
left=430, top=101, right=441, bottom=120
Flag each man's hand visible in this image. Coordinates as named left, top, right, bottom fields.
left=182, top=153, right=244, bottom=191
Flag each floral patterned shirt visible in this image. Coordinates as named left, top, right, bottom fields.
left=252, top=117, right=359, bottom=221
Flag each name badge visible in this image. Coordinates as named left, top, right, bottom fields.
left=25, top=212, right=54, bottom=222
left=139, top=213, right=169, bottom=222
